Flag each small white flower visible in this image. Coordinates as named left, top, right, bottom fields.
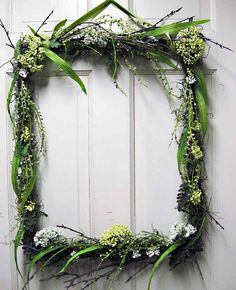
left=186, top=75, right=196, bottom=84
left=153, top=249, right=160, bottom=256
left=70, top=251, right=76, bottom=256
left=19, top=69, right=28, bottom=78
left=18, top=168, right=22, bottom=176
left=184, top=224, right=197, bottom=237
left=132, top=251, right=141, bottom=259
left=146, top=250, right=154, bottom=257
left=11, top=59, right=18, bottom=67
left=146, top=248, right=160, bottom=258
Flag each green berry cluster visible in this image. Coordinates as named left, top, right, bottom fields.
left=175, top=27, right=205, bottom=65
left=17, top=34, right=44, bottom=72
left=100, top=224, right=133, bottom=247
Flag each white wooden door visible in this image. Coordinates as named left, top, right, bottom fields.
left=0, top=1, right=236, bottom=290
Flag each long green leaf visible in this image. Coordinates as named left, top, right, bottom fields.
left=147, top=51, right=177, bottom=69
left=110, top=0, right=150, bottom=26
left=14, top=226, right=25, bottom=280
left=27, top=244, right=64, bottom=280
left=58, top=0, right=112, bottom=37
left=58, top=0, right=150, bottom=38
left=195, top=87, right=208, bottom=136
left=29, top=244, right=83, bottom=280
left=11, top=151, right=21, bottom=197
left=43, top=47, right=87, bottom=94
left=111, top=38, right=118, bottom=79
left=53, top=19, right=67, bottom=33
left=18, top=166, right=37, bottom=212
left=59, top=245, right=101, bottom=273
left=147, top=243, right=181, bottom=290
left=139, top=19, right=210, bottom=38
left=177, top=127, right=188, bottom=174
left=27, top=26, right=37, bottom=35
left=7, top=69, right=19, bottom=119
left=194, top=66, right=208, bottom=101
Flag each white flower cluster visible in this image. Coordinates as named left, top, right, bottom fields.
left=146, top=248, right=160, bottom=258
left=34, top=227, right=66, bottom=248
left=19, top=68, right=29, bottom=78
left=168, top=221, right=197, bottom=241
left=185, top=68, right=196, bottom=85
left=132, top=250, right=141, bottom=259
left=74, top=25, right=110, bottom=48
left=185, top=75, right=196, bottom=84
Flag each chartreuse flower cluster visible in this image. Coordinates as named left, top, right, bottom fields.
left=100, top=224, right=133, bottom=247
left=17, top=34, right=44, bottom=73
left=175, top=27, right=205, bottom=65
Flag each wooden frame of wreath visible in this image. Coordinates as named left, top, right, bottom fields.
left=4, top=0, right=229, bottom=289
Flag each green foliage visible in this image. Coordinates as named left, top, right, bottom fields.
left=139, top=19, right=209, bottom=38
left=58, top=245, right=101, bottom=273
left=195, top=87, right=208, bottom=136
left=42, top=47, right=87, bottom=94
left=177, top=182, right=190, bottom=211
left=6, top=0, right=212, bottom=288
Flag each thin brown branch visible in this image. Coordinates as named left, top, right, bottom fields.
left=56, top=224, right=99, bottom=243
left=200, top=34, right=233, bottom=52
left=154, top=7, right=183, bottom=26
left=176, top=16, right=196, bottom=23
left=0, top=19, right=15, bottom=49
left=207, top=212, right=225, bottom=230
left=194, top=254, right=204, bottom=280
left=36, top=10, right=54, bottom=34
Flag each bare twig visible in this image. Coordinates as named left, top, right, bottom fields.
left=200, top=34, right=233, bottom=52
left=207, top=212, right=225, bottom=230
left=0, top=59, right=12, bottom=69
left=56, top=224, right=99, bottom=243
left=194, top=254, right=204, bottom=280
left=36, top=10, right=54, bottom=34
left=154, top=7, right=183, bottom=26
left=125, top=262, right=152, bottom=283
left=128, top=7, right=183, bottom=36
left=176, top=16, right=195, bottom=23
left=0, top=19, right=15, bottom=49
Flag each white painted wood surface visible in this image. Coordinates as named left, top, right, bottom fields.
left=0, top=0, right=236, bottom=290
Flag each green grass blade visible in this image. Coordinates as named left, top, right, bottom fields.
left=27, top=244, right=64, bottom=280
left=11, top=151, right=21, bottom=197
left=110, top=0, right=150, bottom=26
left=177, top=127, right=188, bottom=174
left=53, top=19, right=67, bottom=33
left=27, top=26, right=37, bottom=35
left=18, top=166, right=37, bottom=212
left=58, top=245, right=101, bottom=273
left=194, top=66, right=208, bottom=101
left=58, top=0, right=112, bottom=37
left=7, top=69, right=19, bottom=120
left=111, top=38, right=117, bottom=79
left=147, top=243, right=181, bottom=290
left=147, top=51, right=177, bottom=69
left=195, top=87, right=208, bottom=136
left=14, top=226, right=25, bottom=280
left=43, top=47, right=87, bottom=94
left=29, top=244, right=83, bottom=280
left=139, top=19, right=210, bottom=38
